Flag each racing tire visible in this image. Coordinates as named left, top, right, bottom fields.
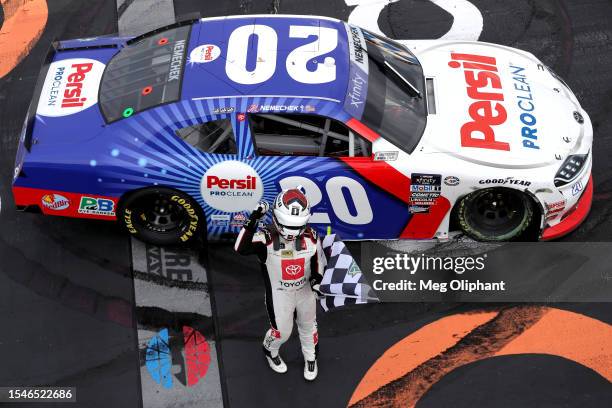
left=456, top=188, right=535, bottom=241
left=118, top=188, right=204, bottom=246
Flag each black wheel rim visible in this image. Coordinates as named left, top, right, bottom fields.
left=132, top=193, right=189, bottom=234
left=467, top=189, right=527, bottom=236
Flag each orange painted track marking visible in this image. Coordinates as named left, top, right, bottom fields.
left=496, top=308, right=612, bottom=380
left=348, top=311, right=499, bottom=404
left=0, top=0, right=48, bottom=79
left=349, top=306, right=612, bottom=408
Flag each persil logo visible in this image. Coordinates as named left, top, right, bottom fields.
left=206, top=175, right=256, bottom=190
left=201, top=161, right=263, bottom=212
left=189, top=44, right=221, bottom=64
left=61, top=62, right=93, bottom=108
left=449, top=53, right=509, bottom=151
left=37, top=58, right=105, bottom=117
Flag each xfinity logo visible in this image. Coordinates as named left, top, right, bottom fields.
left=348, top=72, right=367, bottom=108
left=450, top=53, right=509, bottom=151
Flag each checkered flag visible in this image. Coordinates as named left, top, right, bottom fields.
left=319, top=234, right=379, bottom=311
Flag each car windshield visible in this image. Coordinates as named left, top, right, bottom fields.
left=99, top=24, right=191, bottom=122
left=360, top=29, right=427, bottom=154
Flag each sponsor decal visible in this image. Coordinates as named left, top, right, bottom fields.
left=344, top=25, right=368, bottom=118
left=545, top=200, right=566, bottom=211
left=545, top=200, right=566, bottom=221
left=479, top=177, right=531, bottom=187
left=170, top=196, right=200, bottom=242
left=213, top=107, right=234, bottom=114
left=347, top=261, right=361, bottom=278
left=41, top=194, right=70, bottom=211
left=246, top=104, right=309, bottom=113
left=509, top=64, right=539, bottom=149
left=281, top=249, right=294, bottom=258
left=37, top=58, right=105, bottom=117
left=572, top=181, right=583, bottom=196
left=374, top=151, right=398, bottom=161
left=231, top=213, right=247, bottom=227
left=449, top=53, right=509, bottom=151
left=409, top=205, right=430, bottom=214
left=410, top=174, right=442, bottom=207
left=168, top=40, right=187, bottom=81
left=271, top=328, right=281, bottom=339
left=124, top=208, right=137, bottom=234
left=189, top=44, right=221, bottom=63
left=281, top=258, right=305, bottom=280
left=78, top=196, right=115, bottom=216
left=201, top=161, right=263, bottom=212
left=347, top=71, right=367, bottom=112
left=313, top=331, right=319, bottom=345
left=236, top=113, right=246, bottom=121
left=280, top=277, right=306, bottom=288
left=444, top=176, right=460, bottom=186
left=211, top=214, right=230, bottom=227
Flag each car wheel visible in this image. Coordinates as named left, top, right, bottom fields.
left=456, top=188, right=535, bottom=241
left=119, top=188, right=204, bottom=246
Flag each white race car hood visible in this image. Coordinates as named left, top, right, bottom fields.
left=411, top=41, right=585, bottom=168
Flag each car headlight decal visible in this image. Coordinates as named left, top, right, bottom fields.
left=554, top=153, right=588, bottom=187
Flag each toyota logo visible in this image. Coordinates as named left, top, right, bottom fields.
left=285, top=264, right=302, bottom=276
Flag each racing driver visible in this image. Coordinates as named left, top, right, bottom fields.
left=234, top=188, right=324, bottom=381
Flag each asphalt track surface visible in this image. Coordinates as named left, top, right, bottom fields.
left=0, top=1, right=611, bottom=407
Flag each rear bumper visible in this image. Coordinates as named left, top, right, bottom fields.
left=541, top=175, right=593, bottom=241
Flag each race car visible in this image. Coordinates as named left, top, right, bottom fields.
left=12, top=14, right=593, bottom=245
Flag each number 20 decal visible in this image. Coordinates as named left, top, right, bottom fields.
left=225, top=25, right=338, bottom=85
left=279, top=176, right=373, bottom=225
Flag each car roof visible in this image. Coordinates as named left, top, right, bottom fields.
left=181, top=15, right=351, bottom=107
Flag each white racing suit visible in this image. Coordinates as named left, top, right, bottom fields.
left=235, top=219, right=324, bottom=361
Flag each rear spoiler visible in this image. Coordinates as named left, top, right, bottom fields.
left=126, top=12, right=201, bottom=45
left=22, top=36, right=125, bottom=152
left=23, top=40, right=58, bottom=152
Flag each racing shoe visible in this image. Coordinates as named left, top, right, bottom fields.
left=264, top=349, right=287, bottom=374
left=304, top=360, right=318, bottom=381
